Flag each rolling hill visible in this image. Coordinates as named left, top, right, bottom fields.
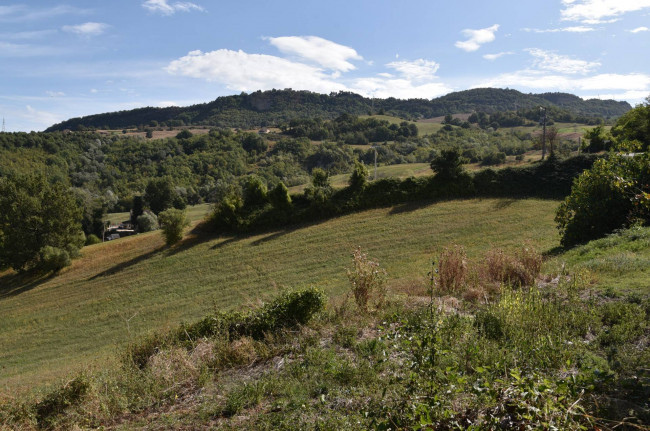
left=45, top=88, right=631, bottom=132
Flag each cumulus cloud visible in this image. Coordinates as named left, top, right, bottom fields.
left=526, top=48, right=600, bottom=74
left=142, top=0, right=204, bottom=15
left=560, top=0, right=650, bottom=23
left=455, top=24, right=499, bottom=52
left=267, top=36, right=362, bottom=72
left=476, top=71, right=650, bottom=98
left=385, top=59, right=440, bottom=81
left=165, top=49, right=346, bottom=94
left=351, top=77, right=452, bottom=100
left=62, top=22, right=109, bottom=36
left=483, top=52, right=514, bottom=61
left=166, top=37, right=452, bottom=100
left=629, top=26, right=649, bottom=33
left=522, top=26, right=595, bottom=33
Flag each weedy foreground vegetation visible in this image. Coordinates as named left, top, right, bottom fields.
left=1, top=215, right=648, bottom=429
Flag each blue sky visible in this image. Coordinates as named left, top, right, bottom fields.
left=1, top=0, right=649, bottom=132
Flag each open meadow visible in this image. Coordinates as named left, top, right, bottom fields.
left=1, top=198, right=562, bottom=393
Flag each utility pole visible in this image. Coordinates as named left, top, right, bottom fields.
left=540, top=107, right=547, bottom=160
left=1, top=118, right=5, bottom=133
left=371, top=145, right=378, bottom=180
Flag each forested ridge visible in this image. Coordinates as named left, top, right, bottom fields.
left=45, top=88, right=631, bottom=132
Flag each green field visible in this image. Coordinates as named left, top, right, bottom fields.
left=103, top=203, right=212, bottom=225
left=1, top=198, right=562, bottom=392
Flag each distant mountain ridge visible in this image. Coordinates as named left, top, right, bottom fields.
left=45, top=88, right=632, bottom=132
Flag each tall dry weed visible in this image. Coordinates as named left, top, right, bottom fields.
left=347, top=247, right=388, bottom=312
left=437, top=244, right=468, bottom=295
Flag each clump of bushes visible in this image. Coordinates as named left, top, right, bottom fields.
left=124, top=287, right=325, bottom=369
left=34, top=375, right=89, bottom=428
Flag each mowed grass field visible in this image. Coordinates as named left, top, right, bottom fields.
left=0, top=198, right=563, bottom=393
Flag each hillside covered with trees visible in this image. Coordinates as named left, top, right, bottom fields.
left=45, top=88, right=631, bottom=132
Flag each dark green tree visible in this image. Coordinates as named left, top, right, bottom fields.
left=430, top=149, right=465, bottom=181
left=158, top=208, right=189, bottom=246
left=611, top=97, right=650, bottom=150
left=131, top=195, right=144, bottom=225
left=145, top=177, right=183, bottom=214
left=269, top=182, right=292, bottom=210
left=0, top=175, right=84, bottom=272
left=241, top=133, right=268, bottom=154
left=243, top=175, right=268, bottom=209
left=348, top=160, right=369, bottom=191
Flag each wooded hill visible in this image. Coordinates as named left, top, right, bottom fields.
left=45, top=88, right=631, bottom=131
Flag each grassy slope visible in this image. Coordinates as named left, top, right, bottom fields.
left=0, top=198, right=561, bottom=392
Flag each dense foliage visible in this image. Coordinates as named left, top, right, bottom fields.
left=0, top=174, right=84, bottom=272
left=556, top=152, right=650, bottom=246
left=45, top=88, right=630, bottom=131
left=208, top=155, right=599, bottom=234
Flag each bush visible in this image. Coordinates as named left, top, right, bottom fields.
left=137, top=210, right=158, bottom=232
left=37, top=246, right=71, bottom=273
left=124, top=287, right=326, bottom=368
left=482, top=244, right=541, bottom=287
left=347, top=247, right=388, bottom=312
left=85, top=234, right=102, bottom=245
left=34, top=375, right=89, bottom=428
left=268, top=182, right=292, bottom=210
left=158, top=208, right=189, bottom=245
left=556, top=153, right=650, bottom=247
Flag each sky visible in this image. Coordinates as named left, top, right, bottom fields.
left=1, top=0, right=649, bottom=132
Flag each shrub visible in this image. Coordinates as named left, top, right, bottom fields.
left=85, top=234, right=102, bottom=245
left=347, top=247, right=388, bottom=312
left=429, top=148, right=465, bottom=181
left=34, top=375, right=89, bottom=428
left=157, top=208, right=189, bottom=245
left=37, top=246, right=71, bottom=273
left=348, top=160, right=368, bottom=191
left=556, top=152, right=649, bottom=246
left=268, top=181, right=292, bottom=210
left=137, top=210, right=158, bottom=232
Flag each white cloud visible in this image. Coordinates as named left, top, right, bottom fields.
left=476, top=70, right=650, bottom=101
left=0, top=41, right=66, bottom=57
left=267, top=36, right=362, bottom=72
left=385, top=59, right=440, bottom=81
left=0, top=29, right=56, bottom=40
left=45, top=91, right=65, bottom=97
left=455, top=24, right=499, bottom=52
left=25, top=105, right=61, bottom=129
left=351, top=77, right=452, bottom=100
left=166, top=38, right=452, bottom=100
left=483, top=52, right=514, bottom=61
left=0, top=5, right=89, bottom=22
left=62, top=22, right=109, bottom=36
left=522, top=26, right=595, bottom=33
left=629, top=26, right=649, bottom=33
left=165, top=49, right=346, bottom=94
left=158, top=101, right=179, bottom=107
left=526, top=48, right=600, bottom=74
left=560, top=0, right=650, bottom=23
left=142, top=0, right=204, bottom=15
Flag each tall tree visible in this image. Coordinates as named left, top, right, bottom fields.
left=0, top=175, right=84, bottom=272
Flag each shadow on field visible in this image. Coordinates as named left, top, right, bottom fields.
left=0, top=272, right=53, bottom=298
left=492, top=198, right=518, bottom=210
left=88, top=246, right=165, bottom=280
left=388, top=200, right=432, bottom=215
left=249, top=228, right=297, bottom=246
